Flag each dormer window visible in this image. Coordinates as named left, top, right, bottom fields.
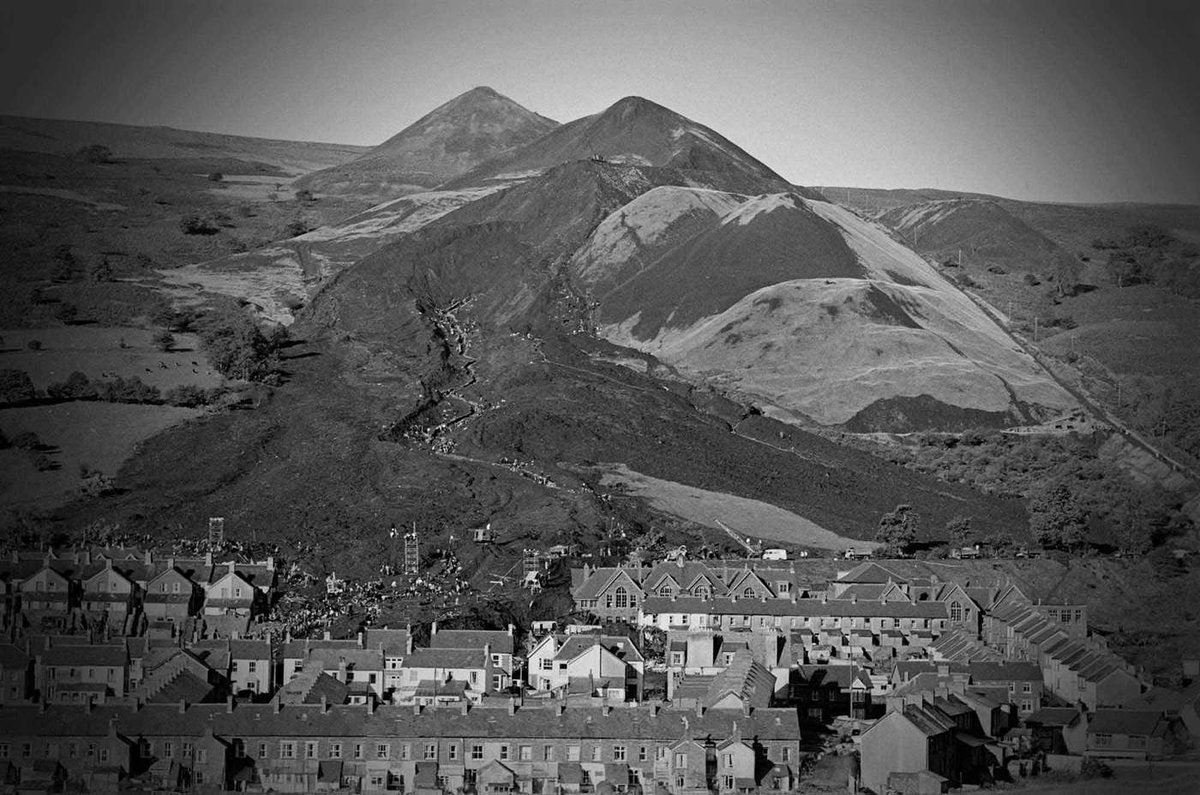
left=658, top=585, right=674, bottom=598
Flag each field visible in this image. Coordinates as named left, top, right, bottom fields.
left=0, top=401, right=202, bottom=509
left=0, top=326, right=222, bottom=391
left=596, top=462, right=877, bottom=552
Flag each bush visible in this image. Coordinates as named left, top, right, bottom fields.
left=295, top=189, right=315, bottom=202
left=11, top=431, right=41, bottom=450
left=31, top=453, right=57, bottom=472
left=0, top=369, right=36, bottom=403
left=46, top=371, right=96, bottom=401
left=179, top=214, right=219, bottom=235
left=88, top=257, right=114, bottom=282
left=55, top=302, right=79, bottom=325
left=284, top=219, right=314, bottom=237
left=208, top=172, right=224, bottom=182
left=153, top=330, right=176, bottom=352
left=27, top=339, right=41, bottom=351
left=79, top=469, right=116, bottom=497
left=94, top=376, right=160, bottom=404
left=76, top=144, right=113, bottom=164
left=164, top=384, right=213, bottom=408
left=1023, top=273, right=1041, bottom=286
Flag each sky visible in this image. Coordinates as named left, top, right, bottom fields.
left=1, top=0, right=1197, bottom=204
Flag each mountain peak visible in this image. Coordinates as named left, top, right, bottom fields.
left=293, top=88, right=558, bottom=197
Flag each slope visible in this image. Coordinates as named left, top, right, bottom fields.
left=590, top=192, right=1076, bottom=429
left=446, top=96, right=809, bottom=196
left=295, top=87, right=558, bottom=197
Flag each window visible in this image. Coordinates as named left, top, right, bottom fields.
left=1094, top=733, right=1112, bottom=747
left=1074, top=609, right=1083, bottom=623
left=639, top=746, right=648, bottom=762
left=194, top=749, right=205, bottom=763
left=613, top=746, right=626, bottom=762
left=306, top=742, right=318, bottom=759
left=950, top=601, right=962, bottom=622
left=567, top=746, right=580, bottom=761
left=1021, top=700, right=1033, bottom=712
left=659, top=585, right=674, bottom=598
left=195, top=772, right=204, bottom=785
left=370, top=775, right=385, bottom=789
left=744, top=587, right=755, bottom=597
left=493, top=674, right=504, bottom=690
left=1008, top=682, right=1016, bottom=693
left=499, top=745, right=510, bottom=761
left=425, top=743, right=437, bottom=760
left=674, top=753, right=686, bottom=768
left=400, top=744, right=410, bottom=760
left=811, top=691, right=821, bottom=702
left=280, top=742, right=295, bottom=760
left=470, top=671, right=479, bottom=684
left=676, top=777, right=685, bottom=789
left=540, top=659, right=553, bottom=671
left=615, top=587, right=628, bottom=609
left=248, top=661, right=257, bottom=673
left=471, top=744, right=483, bottom=760
left=1130, top=735, right=1146, bottom=749
left=519, top=745, right=532, bottom=761
left=782, top=747, right=791, bottom=762
left=1022, top=682, right=1032, bottom=693
left=807, top=707, right=823, bottom=719
left=0, top=744, right=7, bottom=759
left=448, top=745, right=458, bottom=761
left=173, top=582, right=181, bottom=593
left=354, top=744, right=364, bottom=760
left=543, top=745, right=553, bottom=761
left=376, top=743, right=389, bottom=760
left=258, top=742, right=267, bottom=759
left=696, top=586, right=711, bottom=598
left=723, top=776, right=734, bottom=790
left=331, top=743, right=342, bottom=759
left=164, top=742, right=174, bottom=759
left=592, top=745, right=601, bottom=761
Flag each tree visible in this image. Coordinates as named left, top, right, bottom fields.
left=11, top=431, right=41, bottom=450
left=0, top=369, right=36, bottom=404
left=876, top=504, right=919, bottom=554
left=54, top=302, right=79, bottom=325
left=79, top=469, right=116, bottom=498
left=153, top=330, right=176, bottom=352
left=76, top=144, right=113, bottom=163
left=200, top=312, right=282, bottom=382
left=1028, top=482, right=1087, bottom=549
left=88, top=257, right=114, bottom=282
left=945, top=515, right=974, bottom=546
left=46, top=371, right=95, bottom=401
left=51, top=245, right=75, bottom=282
left=295, top=189, right=315, bottom=202
left=208, top=172, right=224, bottom=182
left=284, top=219, right=314, bottom=237
left=179, top=214, right=218, bottom=235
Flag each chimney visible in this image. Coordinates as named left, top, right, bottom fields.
left=508, top=623, right=515, bottom=636
left=274, top=699, right=282, bottom=714
left=695, top=702, right=705, bottom=717
left=266, top=555, right=275, bottom=571
left=937, top=663, right=950, bottom=677
left=205, top=551, right=212, bottom=566
left=851, top=593, right=857, bottom=604
left=556, top=703, right=566, bottom=716
left=144, top=550, right=152, bottom=566
left=603, top=705, right=612, bottom=716
left=167, top=557, right=175, bottom=571
left=229, top=561, right=236, bottom=576
left=413, top=703, right=422, bottom=715
left=323, top=630, right=332, bottom=641
left=321, top=695, right=329, bottom=713
left=178, top=699, right=187, bottom=715
left=507, top=699, right=517, bottom=715
left=460, top=701, right=470, bottom=716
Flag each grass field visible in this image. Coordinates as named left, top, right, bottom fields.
left=0, top=326, right=222, bottom=392
left=0, top=401, right=202, bottom=509
left=597, top=462, right=877, bottom=552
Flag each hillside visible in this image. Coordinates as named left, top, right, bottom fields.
left=295, top=87, right=558, bottom=197
left=0, top=115, right=367, bottom=175
left=582, top=190, right=1076, bottom=429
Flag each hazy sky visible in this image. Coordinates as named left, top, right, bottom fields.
left=2, top=0, right=1197, bottom=204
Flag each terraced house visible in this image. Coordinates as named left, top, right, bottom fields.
left=0, top=701, right=801, bottom=794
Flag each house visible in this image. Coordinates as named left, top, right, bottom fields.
left=80, top=560, right=138, bottom=626
left=306, top=647, right=385, bottom=701
left=227, top=640, right=274, bottom=696
left=572, top=567, right=646, bottom=622
left=397, top=647, right=495, bottom=703
left=527, top=634, right=645, bottom=701
left=1025, top=707, right=1087, bottom=755
left=1085, top=709, right=1174, bottom=760
left=714, top=737, right=756, bottom=792
left=36, top=642, right=128, bottom=703
left=281, top=635, right=364, bottom=684
left=203, top=564, right=260, bottom=620
left=363, top=628, right=412, bottom=696
left=143, top=567, right=199, bottom=624
left=787, top=665, right=873, bottom=723
left=0, top=645, right=33, bottom=704
left=859, top=699, right=959, bottom=795
left=429, top=626, right=515, bottom=692
left=20, top=565, right=74, bottom=614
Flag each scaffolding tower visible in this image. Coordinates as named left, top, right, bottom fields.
left=403, top=526, right=420, bottom=577
left=207, top=517, right=225, bottom=551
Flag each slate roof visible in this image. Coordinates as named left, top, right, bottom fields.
left=0, top=703, right=801, bottom=741
left=795, top=665, right=871, bottom=690
left=430, top=629, right=514, bottom=656
left=901, top=703, right=958, bottom=736
left=642, top=595, right=948, bottom=618
left=1088, top=709, right=1168, bottom=737
left=967, top=661, right=1042, bottom=683
left=306, top=647, right=382, bottom=670
left=705, top=651, right=775, bottom=709
left=363, top=628, right=410, bottom=656
left=1025, top=708, right=1082, bottom=727
left=40, top=645, right=126, bottom=667
left=401, top=648, right=486, bottom=669
left=572, top=568, right=645, bottom=600
left=555, top=635, right=643, bottom=664
left=277, top=670, right=350, bottom=706
left=0, top=644, right=30, bottom=669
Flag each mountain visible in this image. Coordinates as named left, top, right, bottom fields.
left=294, top=87, right=558, bottom=197
left=446, top=96, right=809, bottom=196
